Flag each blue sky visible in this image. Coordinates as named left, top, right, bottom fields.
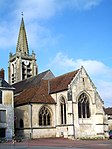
left=0, top=0, right=112, bottom=107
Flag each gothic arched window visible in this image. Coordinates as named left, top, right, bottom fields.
left=78, top=93, right=90, bottom=118
left=60, top=97, right=66, bottom=124
left=20, top=119, right=24, bottom=128
left=39, top=106, right=51, bottom=126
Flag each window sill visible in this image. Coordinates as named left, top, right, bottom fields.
left=78, top=118, right=92, bottom=124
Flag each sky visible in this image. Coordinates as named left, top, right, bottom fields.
left=0, top=0, right=112, bottom=107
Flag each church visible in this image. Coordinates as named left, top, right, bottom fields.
left=8, top=17, right=108, bottom=139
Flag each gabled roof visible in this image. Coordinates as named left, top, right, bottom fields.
left=13, top=70, right=55, bottom=94
left=104, top=107, right=112, bottom=115
left=49, top=69, right=79, bottom=94
left=14, top=69, right=79, bottom=106
left=15, top=80, right=56, bottom=107
left=0, top=78, right=14, bottom=90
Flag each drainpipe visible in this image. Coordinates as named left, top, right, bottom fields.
left=72, top=96, right=75, bottom=139
left=29, top=103, right=32, bottom=139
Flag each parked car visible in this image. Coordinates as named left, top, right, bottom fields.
left=109, top=130, right=112, bottom=139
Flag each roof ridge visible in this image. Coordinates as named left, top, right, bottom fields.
left=13, top=69, right=51, bottom=85
left=49, top=69, right=79, bottom=80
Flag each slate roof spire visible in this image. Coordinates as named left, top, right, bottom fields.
left=16, top=15, right=29, bottom=55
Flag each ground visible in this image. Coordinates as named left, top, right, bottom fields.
left=0, top=137, right=112, bottom=149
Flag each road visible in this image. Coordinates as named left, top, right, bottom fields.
left=0, top=138, right=112, bottom=149
left=0, top=145, right=89, bottom=149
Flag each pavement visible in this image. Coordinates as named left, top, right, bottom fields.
left=0, top=137, right=112, bottom=149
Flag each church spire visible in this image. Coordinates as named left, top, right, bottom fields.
left=8, top=15, right=38, bottom=84
left=16, top=15, right=29, bottom=55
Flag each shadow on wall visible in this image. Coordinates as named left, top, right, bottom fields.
left=14, top=108, right=25, bottom=138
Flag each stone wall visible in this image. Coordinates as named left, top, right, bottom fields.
left=0, top=90, right=14, bottom=139
left=15, top=103, right=56, bottom=138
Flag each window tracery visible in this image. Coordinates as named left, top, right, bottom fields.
left=39, top=106, right=51, bottom=126
left=78, top=93, right=90, bottom=118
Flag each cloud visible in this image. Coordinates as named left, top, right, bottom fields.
left=0, top=12, right=60, bottom=51
left=27, top=22, right=62, bottom=50
left=48, top=52, right=112, bottom=107
left=96, top=80, right=112, bottom=107
left=68, top=0, right=102, bottom=10
left=0, top=0, right=102, bottom=50
left=48, top=52, right=112, bottom=76
left=0, top=21, right=18, bottom=50
left=13, top=0, right=102, bottom=21
left=0, top=0, right=64, bottom=50
left=0, top=18, right=61, bottom=51
left=14, top=0, right=58, bottom=21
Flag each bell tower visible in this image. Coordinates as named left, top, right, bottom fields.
left=8, top=16, right=38, bottom=84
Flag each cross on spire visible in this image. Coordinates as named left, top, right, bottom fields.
left=21, top=12, right=24, bottom=17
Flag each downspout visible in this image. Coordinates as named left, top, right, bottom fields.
left=29, top=103, right=32, bottom=139
left=72, top=94, right=75, bottom=139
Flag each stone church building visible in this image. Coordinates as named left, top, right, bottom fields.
left=8, top=17, right=108, bottom=139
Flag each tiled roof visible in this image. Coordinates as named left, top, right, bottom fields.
left=14, top=69, right=80, bottom=106
left=15, top=80, right=56, bottom=107
left=49, top=69, right=79, bottom=94
left=104, top=107, right=112, bottom=115
left=13, top=70, right=54, bottom=94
